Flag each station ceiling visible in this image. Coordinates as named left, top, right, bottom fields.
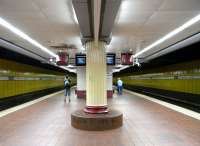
left=0, top=0, right=200, bottom=71
left=0, top=0, right=81, bottom=59
left=109, top=0, right=200, bottom=57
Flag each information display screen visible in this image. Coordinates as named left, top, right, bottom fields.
left=76, top=53, right=116, bottom=66
left=106, top=53, right=116, bottom=65
left=76, top=54, right=86, bottom=66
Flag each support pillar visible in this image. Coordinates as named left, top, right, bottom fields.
left=84, top=41, right=108, bottom=113
left=71, top=41, right=123, bottom=130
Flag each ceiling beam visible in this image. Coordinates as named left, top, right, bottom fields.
left=72, top=0, right=121, bottom=45
left=99, top=0, right=121, bottom=44
left=72, top=0, right=94, bottom=45
left=93, top=0, right=101, bottom=44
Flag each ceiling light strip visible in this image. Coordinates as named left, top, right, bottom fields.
left=133, top=14, right=200, bottom=58
left=60, top=66, right=76, bottom=73
left=0, top=17, right=58, bottom=59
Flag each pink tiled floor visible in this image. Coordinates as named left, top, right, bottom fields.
left=0, top=89, right=200, bottom=146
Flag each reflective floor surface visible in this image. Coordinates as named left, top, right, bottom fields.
left=0, top=89, right=200, bottom=146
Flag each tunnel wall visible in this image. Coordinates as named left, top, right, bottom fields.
left=114, top=60, right=200, bottom=111
left=0, top=58, right=76, bottom=110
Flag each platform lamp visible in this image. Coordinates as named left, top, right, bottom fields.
left=130, top=56, right=141, bottom=67
left=48, top=57, right=57, bottom=64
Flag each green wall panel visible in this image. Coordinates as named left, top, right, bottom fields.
left=0, top=59, right=76, bottom=99
left=114, top=60, right=200, bottom=95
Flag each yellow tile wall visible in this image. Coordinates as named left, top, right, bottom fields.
left=0, top=59, right=77, bottom=99
left=114, top=60, right=200, bottom=95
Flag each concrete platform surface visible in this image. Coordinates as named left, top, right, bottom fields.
left=0, top=89, right=200, bottom=146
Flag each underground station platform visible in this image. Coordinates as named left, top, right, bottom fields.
left=0, top=0, right=200, bottom=146
left=0, top=89, right=200, bottom=146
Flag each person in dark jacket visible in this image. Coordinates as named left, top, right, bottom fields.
left=64, top=76, right=71, bottom=102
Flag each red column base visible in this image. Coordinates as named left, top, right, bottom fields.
left=84, top=106, right=109, bottom=114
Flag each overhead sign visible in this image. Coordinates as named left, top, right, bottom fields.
left=121, top=53, right=133, bottom=65
left=56, top=52, right=69, bottom=66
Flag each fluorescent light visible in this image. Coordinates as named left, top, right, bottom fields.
left=134, top=14, right=200, bottom=58
left=0, top=17, right=58, bottom=60
left=120, top=65, right=129, bottom=70
left=112, top=69, right=120, bottom=72
left=60, top=66, right=76, bottom=73
left=80, top=47, right=85, bottom=51
left=72, top=6, right=78, bottom=24
left=113, top=65, right=129, bottom=73
left=67, top=65, right=75, bottom=68
left=116, top=64, right=123, bottom=67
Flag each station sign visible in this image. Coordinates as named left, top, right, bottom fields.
left=121, top=53, right=133, bottom=65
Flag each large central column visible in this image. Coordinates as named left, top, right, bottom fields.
left=71, top=41, right=123, bottom=131
left=84, top=41, right=108, bottom=113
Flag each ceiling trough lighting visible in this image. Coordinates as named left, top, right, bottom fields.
left=72, top=6, right=78, bottom=24
left=133, top=14, right=200, bottom=58
left=142, top=32, right=200, bottom=63
left=0, top=17, right=76, bottom=72
left=0, top=38, right=47, bottom=62
left=0, top=17, right=58, bottom=60
left=60, top=66, right=76, bottom=73
left=113, top=65, right=129, bottom=73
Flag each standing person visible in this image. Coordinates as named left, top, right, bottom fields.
left=64, top=76, right=71, bottom=102
left=117, top=78, right=123, bottom=95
